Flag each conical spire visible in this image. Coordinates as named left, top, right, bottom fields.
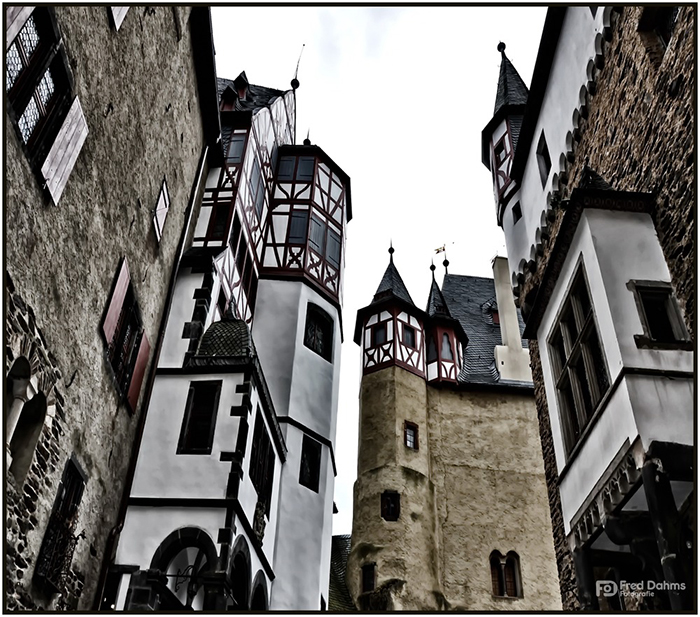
left=494, top=42, right=529, bottom=114
left=372, top=246, right=414, bottom=306
left=426, top=275, right=452, bottom=319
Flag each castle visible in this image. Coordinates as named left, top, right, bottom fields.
left=6, top=7, right=348, bottom=610
left=480, top=6, right=694, bottom=611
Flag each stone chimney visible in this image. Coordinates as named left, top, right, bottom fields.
left=492, top=256, right=532, bottom=382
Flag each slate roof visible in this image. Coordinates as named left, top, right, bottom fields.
left=195, top=318, right=256, bottom=359
left=426, top=276, right=452, bottom=318
left=329, top=535, right=356, bottom=611
left=494, top=47, right=530, bottom=114
left=441, top=274, right=529, bottom=386
left=372, top=258, right=415, bottom=306
left=217, top=75, right=286, bottom=115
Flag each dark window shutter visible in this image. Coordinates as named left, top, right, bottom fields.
left=103, top=258, right=130, bottom=345
left=126, top=331, right=150, bottom=413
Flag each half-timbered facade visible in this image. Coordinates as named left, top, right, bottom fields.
left=109, top=65, right=351, bottom=611
left=345, top=252, right=561, bottom=610
left=482, top=7, right=694, bottom=611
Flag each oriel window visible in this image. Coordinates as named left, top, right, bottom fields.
left=548, top=265, right=609, bottom=456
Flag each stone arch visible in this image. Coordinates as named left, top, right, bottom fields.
left=250, top=570, right=269, bottom=611
left=228, top=535, right=252, bottom=610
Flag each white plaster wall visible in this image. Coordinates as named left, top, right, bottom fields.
left=557, top=381, right=638, bottom=533
left=131, top=373, right=245, bottom=498
left=269, top=424, right=331, bottom=610
left=115, top=506, right=224, bottom=570
left=253, top=279, right=342, bottom=440
left=626, top=374, right=694, bottom=451
left=586, top=209, right=693, bottom=372
left=507, top=7, right=600, bottom=282
left=251, top=280, right=301, bottom=417
left=159, top=269, right=205, bottom=368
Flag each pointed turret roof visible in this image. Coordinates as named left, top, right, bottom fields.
left=494, top=42, right=529, bottom=115
left=372, top=249, right=414, bottom=306
left=426, top=276, right=452, bottom=318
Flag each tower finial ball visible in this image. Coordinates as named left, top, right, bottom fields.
left=291, top=78, right=300, bottom=90
left=497, top=41, right=506, bottom=53
left=388, top=246, right=395, bottom=255
left=443, top=259, right=450, bottom=268
left=430, top=263, right=436, bottom=272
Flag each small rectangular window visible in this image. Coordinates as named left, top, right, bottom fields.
left=494, top=138, right=507, bottom=165
left=629, top=281, right=690, bottom=349
left=304, top=304, right=334, bottom=362
left=288, top=210, right=309, bottom=244
left=278, top=156, right=295, bottom=181
left=34, top=458, right=86, bottom=592
left=227, top=133, right=246, bottom=164
left=177, top=381, right=222, bottom=454
left=536, top=131, right=551, bottom=188
left=381, top=491, right=400, bottom=521
left=402, top=324, right=416, bottom=349
left=404, top=421, right=418, bottom=450
left=326, top=229, right=341, bottom=268
left=296, top=156, right=315, bottom=181
left=361, top=563, right=376, bottom=593
left=299, top=434, right=322, bottom=492
left=372, top=323, right=387, bottom=347
left=309, top=214, right=325, bottom=254
left=249, top=409, right=275, bottom=516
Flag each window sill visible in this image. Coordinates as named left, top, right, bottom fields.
left=633, top=335, right=693, bottom=351
left=492, top=595, right=522, bottom=600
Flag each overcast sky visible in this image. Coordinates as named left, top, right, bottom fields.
left=212, top=6, right=547, bottom=535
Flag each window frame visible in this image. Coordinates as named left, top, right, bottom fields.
left=490, top=551, right=522, bottom=599
left=547, top=265, right=610, bottom=457
left=380, top=490, right=400, bottom=522
left=404, top=421, right=418, bottom=451
left=6, top=8, right=74, bottom=170
left=303, top=304, right=334, bottom=362
left=371, top=322, right=387, bottom=348
left=402, top=324, right=417, bottom=350
left=176, top=380, right=223, bottom=455
left=361, top=563, right=376, bottom=593
left=512, top=201, right=522, bottom=225
left=299, top=434, right=322, bottom=493
left=249, top=409, right=275, bottom=517
left=627, top=280, right=691, bottom=350
left=152, top=177, right=171, bottom=243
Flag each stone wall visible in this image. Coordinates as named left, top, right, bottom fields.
left=5, top=6, right=205, bottom=610
left=428, top=386, right=561, bottom=611
left=519, top=6, right=694, bottom=609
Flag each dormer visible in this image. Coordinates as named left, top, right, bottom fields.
left=354, top=248, right=425, bottom=378
left=424, top=265, right=468, bottom=385
left=481, top=43, right=529, bottom=227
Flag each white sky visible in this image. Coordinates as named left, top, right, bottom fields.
left=212, top=6, right=547, bottom=535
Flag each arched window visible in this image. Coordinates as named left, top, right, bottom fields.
left=490, top=551, right=522, bottom=598
left=441, top=333, right=454, bottom=360
left=250, top=571, right=268, bottom=611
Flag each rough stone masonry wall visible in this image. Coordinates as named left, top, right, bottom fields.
left=428, top=386, right=561, bottom=611
left=520, top=6, right=695, bottom=610
left=5, top=6, right=205, bottom=610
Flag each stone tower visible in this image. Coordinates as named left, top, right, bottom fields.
left=346, top=251, right=561, bottom=610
